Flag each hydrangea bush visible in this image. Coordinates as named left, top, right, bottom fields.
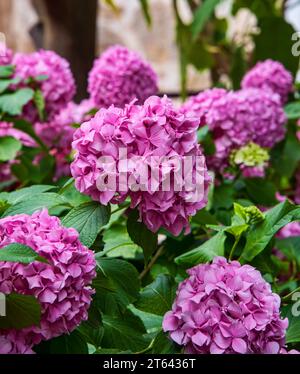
left=0, top=42, right=300, bottom=356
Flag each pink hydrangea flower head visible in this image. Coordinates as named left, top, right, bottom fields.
left=0, top=209, right=96, bottom=352
left=205, top=88, right=286, bottom=174
left=0, top=335, right=34, bottom=354
left=13, top=50, right=76, bottom=120
left=180, top=88, right=228, bottom=126
left=277, top=221, right=300, bottom=238
left=71, top=95, right=210, bottom=236
left=0, top=44, right=13, bottom=65
left=0, top=121, right=36, bottom=183
left=163, top=257, right=288, bottom=354
left=241, top=59, right=293, bottom=104
left=88, top=45, right=158, bottom=108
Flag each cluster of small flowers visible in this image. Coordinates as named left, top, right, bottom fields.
left=13, top=50, right=76, bottom=121
left=88, top=45, right=158, bottom=109
left=0, top=209, right=96, bottom=353
left=241, top=59, right=293, bottom=104
left=182, top=87, right=286, bottom=176
left=163, top=257, right=288, bottom=354
left=71, top=95, right=210, bottom=236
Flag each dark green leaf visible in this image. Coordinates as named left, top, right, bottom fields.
left=127, top=210, right=157, bottom=263
left=3, top=185, right=55, bottom=204
left=135, top=275, right=176, bottom=316
left=0, top=293, right=41, bottom=330
left=101, top=311, right=148, bottom=352
left=34, top=330, right=88, bottom=354
left=254, top=17, right=299, bottom=76
left=62, top=202, right=111, bottom=247
left=151, top=330, right=181, bottom=354
left=245, top=178, right=277, bottom=207
left=94, top=258, right=140, bottom=315
left=0, top=136, right=22, bottom=161
left=0, top=77, right=20, bottom=94
left=175, top=230, right=226, bottom=266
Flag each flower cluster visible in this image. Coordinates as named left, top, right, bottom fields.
left=35, top=99, right=96, bottom=179
left=163, top=257, right=288, bottom=354
left=0, top=209, right=96, bottom=353
left=180, top=88, right=227, bottom=126
left=71, top=95, right=210, bottom=236
left=204, top=88, right=286, bottom=174
left=13, top=50, right=76, bottom=120
left=0, top=336, right=34, bottom=354
left=0, top=121, right=36, bottom=183
left=88, top=45, right=158, bottom=109
left=241, top=59, right=293, bottom=104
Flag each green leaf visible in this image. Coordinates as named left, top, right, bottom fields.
left=254, top=17, right=299, bottom=76
left=175, top=230, right=226, bottom=266
left=230, top=46, right=247, bottom=90
left=101, top=311, right=148, bottom=352
left=127, top=210, right=157, bottom=263
left=240, top=200, right=300, bottom=262
left=192, top=208, right=218, bottom=226
left=0, top=293, right=41, bottom=330
left=0, top=65, right=14, bottom=78
left=135, top=274, right=176, bottom=316
left=77, top=302, right=103, bottom=347
left=2, top=192, right=67, bottom=217
left=0, top=136, right=22, bottom=161
left=245, top=178, right=277, bottom=207
left=3, top=185, right=55, bottom=204
left=284, top=102, right=300, bottom=119
left=33, top=89, right=45, bottom=121
left=282, top=304, right=300, bottom=344
left=34, top=330, right=88, bottom=354
left=62, top=202, right=111, bottom=247
left=0, top=77, right=20, bottom=94
left=94, top=258, right=140, bottom=315
left=271, top=129, right=300, bottom=179
left=0, top=88, right=34, bottom=115
left=191, top=0, right=221, bottom=40
left=0, top=243, right=48, bottom=264
left=139, top=0, right=152, bottom=26
left=102, top=223, right=141, bottom=259
left=213, top=184, right=235, bottom=209
left=151, top=330, right=181, bottom=354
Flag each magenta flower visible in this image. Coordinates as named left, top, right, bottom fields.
left=71, top=95, right=210, bottom=236
left=88, top=45, right=158, bottom=109
left=163, top=257, right=288, bottom=354
left=204, top=88, right=286, bottom=175
left=0, top=335, right=34, bottom=354
left=0, top=209, right=96, bottom=353
left=241, top=59, right=293, bottom=104
left=181, top=88, right=228, bottom=126
left=13, top=50, right=76, bottom=121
